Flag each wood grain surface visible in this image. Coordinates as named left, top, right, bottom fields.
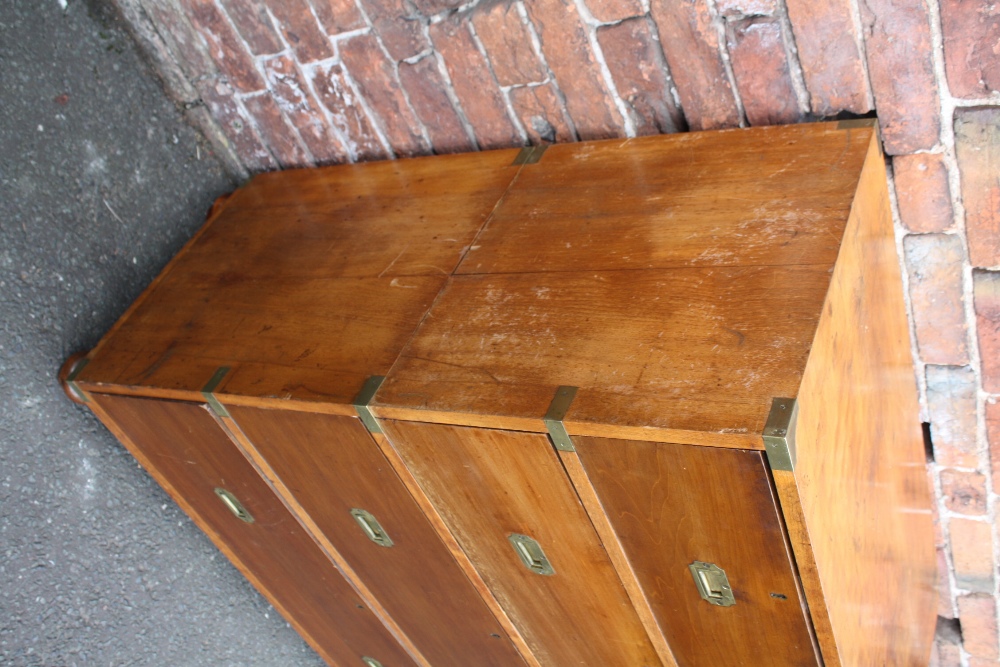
left=91, top=394, right=417, bottom=667
left=375, top=265, right=832, bottom=442
left=227, top=406, right=527, bottom=667
left=793, top=132, right=936, bottom=664
left=574, top=435, right=818, bottom=667
left=457, top=123, right=873, bottom=275
left=77, top=148, right=521, bottom=405
left=379, top=420, right=664, bottom=667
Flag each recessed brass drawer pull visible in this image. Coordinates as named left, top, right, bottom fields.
left=689, top=561, right=735, bottom=607
left=508, top=533, right=555, bottom=576
left=351, top=508, right=394, bottom=548
left=214, top=487, right=254, bottom=524
left=361, top=657, right=383, bottom=667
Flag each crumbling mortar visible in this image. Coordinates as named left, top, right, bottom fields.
left=704, top=0, right=749, bottom=127
left=847, top=0, right=877, bottom=110
left=772, top=0, right=812, bottom=116
left=569, top=0, right=636, bottom=137
left=466, top=18, right=530, bottom=145
left=229, top=90, right=285, bottom=167
left=212, top=0, right=272, bottom=87
left=328, top=26, right=374, bottom=48
left=636, top=6, right=686, bottom=124
left=417, top=21, right=482, bottom=150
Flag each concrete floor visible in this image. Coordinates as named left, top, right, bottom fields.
left=0, top=1, right=324, bottom=664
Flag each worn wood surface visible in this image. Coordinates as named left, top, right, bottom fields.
left=793, top=132, right=936, bottom=664
left=574, top=435, right=818, bottom=666
left=77, top=149, right=522, bottom=406
left=227, top=406, right=527, bottom=667
left=90, top=394, right=417, bottom=667
left=458, top=123, right=873, bottom=276
left=375, top=265, right=832, bottom=442
left=379, top=420, right=663, bottom=667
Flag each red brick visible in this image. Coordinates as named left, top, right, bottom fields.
left=938, top=547, right=956, bottom=617
left=197, top=79, right=278, bottom=171
left=951, top=518, right=994, bottom=593
left=955, top=108, right=1000, bottom=268
left=989, top=400, right=1000, bottom=494
left=218, top=0, right=282, bottom=55
left=583, top=0, right=644, bottom=23
left=263, top=0, right=333, bottom=62
left=522, top=0, right=624, bottom=140
left=340, top=34, right=430, bottom=156
left=649, top=0, right=740, bottom=130
left=430, top=17, right=521, bottom=150
left=715, top=0, right=776, bottom=15
left=959, top=593, right=1000, bottom=658
left=927, top=365, right=979, bottom=468
left=941, top=469, right=988, bottom=515
left=262, top=55, right=348, bottom=164
left=143, top=0, right=218, bottom=83
left=935, top=640, right=962, bottom=667
left=310, top=62, right=389, bottom=161
left=726, top=17, right=800, bottom=126
left=398, top=56, right=474, bottom=154
left=410, top=0, right=464, bottom=13
left=859, top=0, right=940, bottom=154
left=181, top=0, right=265, bottom=92
left=894, top=154, right=955, bottom=233
left=508, top=83, right=575, bottom=145
left=472, top=2, right=548, bottom=87
left=903, top=234, right=970, bottom=365
left=941, top=1, right=1000, bottom=99
left=364, top=0, right=429, bottom=61
left=242, top=93, right=314, bottom=168
left=597, top=18, right=684, bottom=135
left=976, top=271, right=1000, bottom=394
left=310, top=0, right=365, bottom=34
left=785, top=0, right=869, bottom=115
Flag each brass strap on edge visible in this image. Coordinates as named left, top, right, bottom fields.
left=763, top=397, right=798, bottom=472
left=511, top=144, right=548, bottom=166
left=544, top=385, right=578, bottom=452
left=65, top=357, right=91, bottom=403
left=201, top=366, right=231, bottom=417
left=353, top=375, right=386, bottom=434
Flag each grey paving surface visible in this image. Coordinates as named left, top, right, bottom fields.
left=0, top=1, right=324, bottom=664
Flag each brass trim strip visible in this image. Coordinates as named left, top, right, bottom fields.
left=353, top=375, right=385, bottom=434
left=512, top=144, right=548, bottom=166
left=201, top=366, right=231, bottom=417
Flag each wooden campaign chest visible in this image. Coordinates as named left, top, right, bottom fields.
left=61, top=120, right=935, bottom=666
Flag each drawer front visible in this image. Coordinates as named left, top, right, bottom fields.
left=91, top=394, right=416, bottom=667
left=227, top=406, right=527, bottom=667
left=574, top=436, right=819, bottom=667
left=380, top=420, right=663, bottom=667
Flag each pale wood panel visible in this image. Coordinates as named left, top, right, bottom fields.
left=794, top=133, right=936, bottom=664
left=457, top=123, right=873, bottom=275
left=227, top=407, right=527, bottom=667
left=91, top=394, right=418, bottom=667
left=376, top=266, right=832, bottom=441
left=379, top=420, right=664, bottom=667
left=574, top=435, right=818, bottom=667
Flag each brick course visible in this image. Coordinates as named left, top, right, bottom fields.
left=927, top=365, right=980, bottom=469
left=894, top=154, right=954, bottom=233
left=959, top=593, right=1000, bottom=659
left=951, top=519, right=995, bottom=593
left=940, top=1, right=1000, bottom=99
left=725, top=16, right=801, bottom=126
left=903, top=233, right=969, bottom=365
left=955, top=108, right=1000, bottom=268
left=975, top=271, right=1000, bottom=394
left=398, top=56, right=475, bottom=154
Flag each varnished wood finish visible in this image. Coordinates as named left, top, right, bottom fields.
left=77, top=149, right=522, bottom=405
left=379, top=420, right=664, bottom=667
left=574, top=435, right=818, bottom=666
left=458, top=124, right=873, bottom=276
left=226, top=406, right=527, bottom=667
left=375, top=266, right=833, bottom=442
left=793, top=133, right=936, bottom=664
left=91, top=394, right=418, bottom=667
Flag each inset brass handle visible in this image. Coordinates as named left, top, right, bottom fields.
left=214, top=488, right=254, bottom=524
left=350, top=509, right=393, bottom=548
left=508, top=533, right=555, bottom=576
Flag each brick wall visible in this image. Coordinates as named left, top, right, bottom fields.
left=115, top=0, right=999, bottom=662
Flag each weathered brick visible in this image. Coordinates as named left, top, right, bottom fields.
left=143, top=0, right=218, bottom=83
left=784, top=0, right=869, bottom=116
left=197, top=78, right=277, bottom=171
left=583, top=0, right=644, bottom=23
left=989, top=400, right=1000, bottom=495
left=715, top=0, right=776, bottom=15
left=649, top=0, right=740, bottom=130
left=310, top=0, right=365, bottom=34
left=959, top=593, right=1000, bottom=658
left=472, top=2, right=548, bottom=87
left=935, top=640, right=962, bottom=667
left=951, top=519, right=994, bottom=593
left=310, top=62, right=389, bottom=161
left=941, top=1, right=1000, bottom=99
left=242, top=93, right=314, bottom=168
left=894, top=154, right=954, bottom=233
left=430, top=17, right=521, bottom=150
left=937, top=547, right=955, bottom=618
left=596, top=18, right=683, bottom=135
left=508, top=83, right=575, bottom=144
left=726, top=16, right=800, bottom=126
left=218, top=0, right=282, bottom=55
left=927, top=365, right=980, bottom=468
left=941, top=469, right=988, bottom=515
left=181, top=0, right=265, bottom=92
left=364, top=0, right=429, bottom=61
left=340, top=34, right=430, bottom=156
left=398, top=56, right=474, bottom=154
left=955, top=108, right=1000, bottom=267
left=410, top=0, right=464, bottom=14
left=859, top=0, right=940, bottom=154
left=263, top=0, right=333, bottom=62
left=262, top=55, right=348, bottom=164
left=903, top=234, right=970, bottom=365
left=522, top=0, right=624, bottom=140
left=969, top=658, right=1000, bottom=667
left=976, top=271, right=1000, bottom=394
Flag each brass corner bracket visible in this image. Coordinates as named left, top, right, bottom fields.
left=544, top=385, right=578, bottom=452
left=353, top=375, right=386, bottom=434
left=763, top=397, right=798, bottom=472
left=201, top=366, right=232, bottom=417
